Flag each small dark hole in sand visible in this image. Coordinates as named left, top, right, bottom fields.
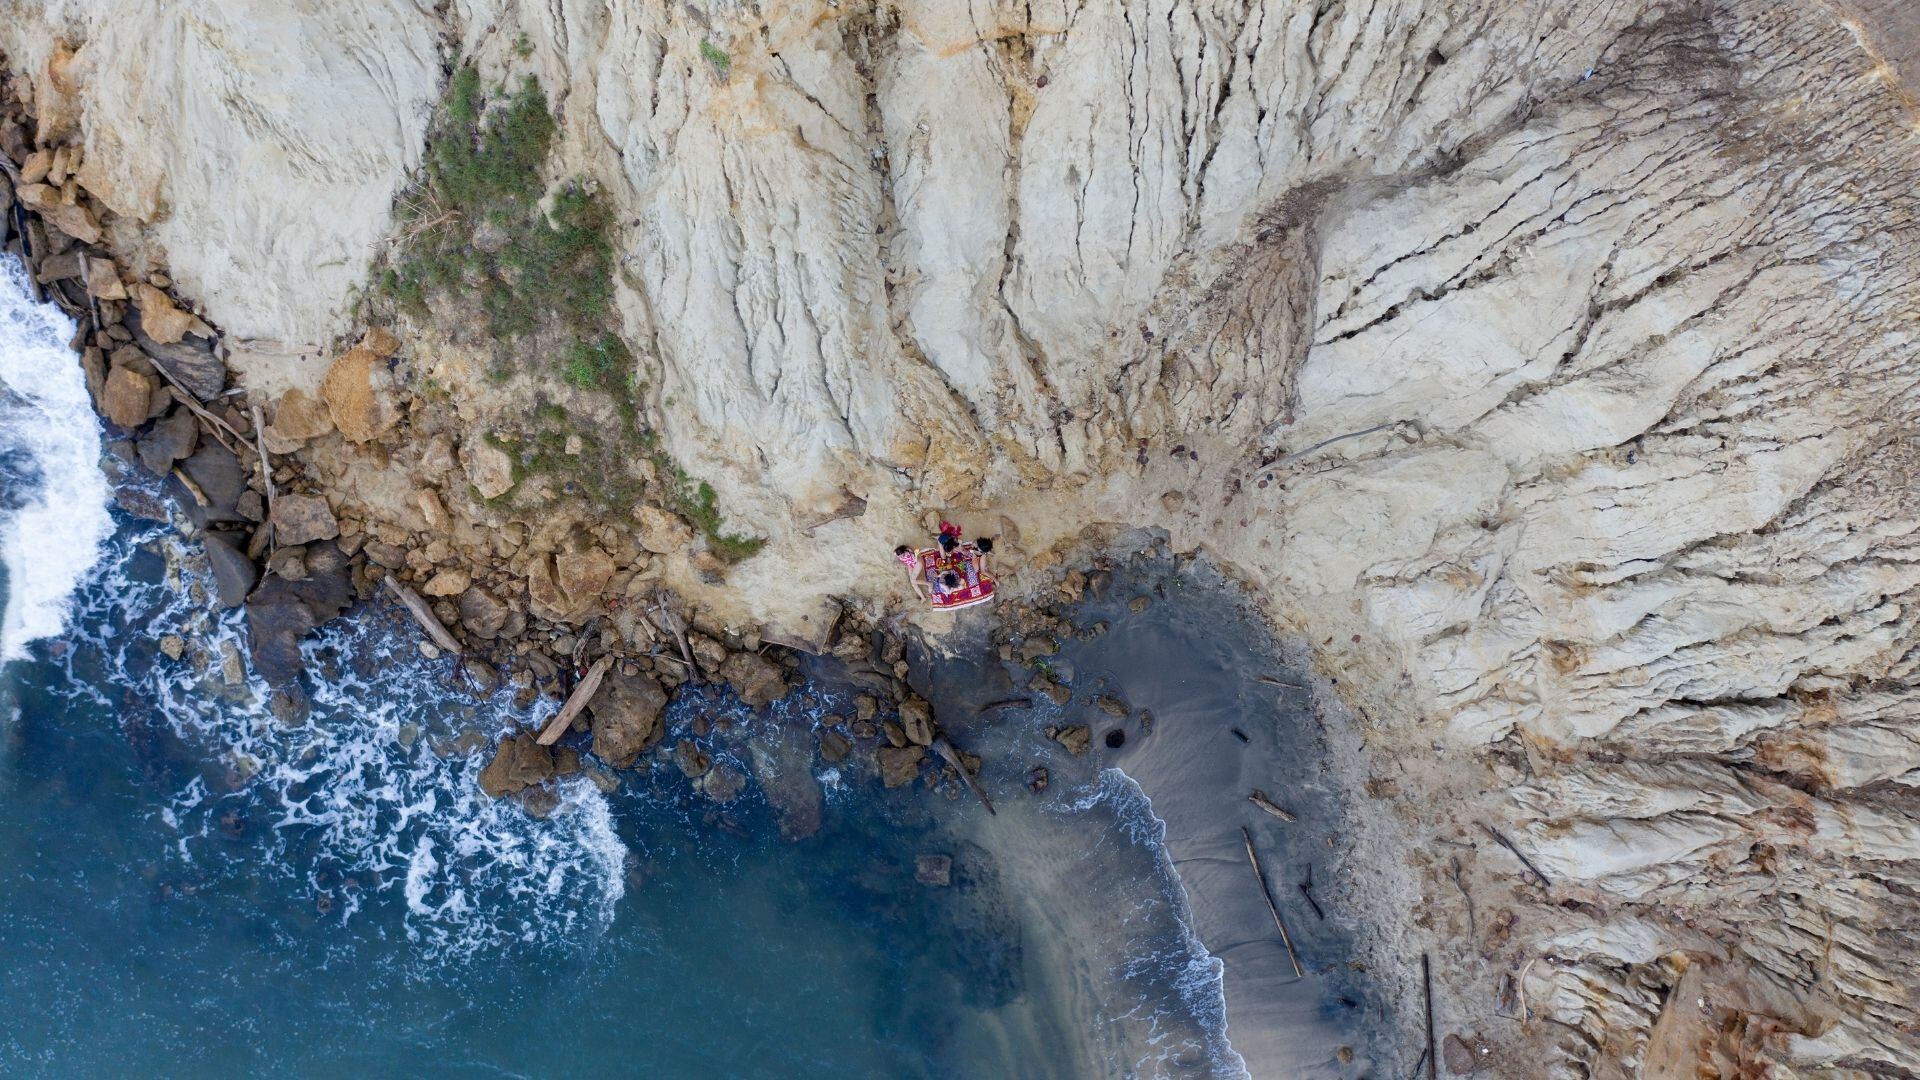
left=1104, top=729, right=1126, bottom=749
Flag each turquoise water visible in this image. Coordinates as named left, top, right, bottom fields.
left=0, top=257, right=1245, bottom=1077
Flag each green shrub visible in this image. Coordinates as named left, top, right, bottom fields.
left=699, top=39, right=732, bottom=76
left=376, top=60, right=762, bottom=561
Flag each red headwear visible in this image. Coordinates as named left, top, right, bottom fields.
left=938, top=520, right=963, bottom=539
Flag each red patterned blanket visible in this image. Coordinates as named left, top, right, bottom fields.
left=911, top=545, right=996, bottom=611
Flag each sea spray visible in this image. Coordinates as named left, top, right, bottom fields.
left=52, top=513, right=629, bottom=967
left=0, top=256, right=113, bottom=663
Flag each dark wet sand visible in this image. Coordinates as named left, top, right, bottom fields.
left=919, top=542, right=1377, bottom=1078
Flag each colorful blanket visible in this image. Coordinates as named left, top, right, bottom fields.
left=910, top=545, right=995, bottom=611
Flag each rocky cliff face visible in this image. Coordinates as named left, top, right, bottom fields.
left=7, top=0, right=1920, bottom=1074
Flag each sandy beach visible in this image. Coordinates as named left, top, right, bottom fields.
left=917, top=540, right=1386, bottom=1078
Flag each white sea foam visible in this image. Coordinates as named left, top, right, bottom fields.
left=56, top=518, right=628, bottom=965
left=1063, top=768, right=1250, bottom=1079
left=0, top=256, right=113, bottom=662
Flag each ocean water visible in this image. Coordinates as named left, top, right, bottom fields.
left=0, top=255, right=1255, bottom=1077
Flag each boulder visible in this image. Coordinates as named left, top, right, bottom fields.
left=1053, top=725, right=1092, bottom=756
left=1028, top=672, right=1072, bottom=706
left=203, top=531, right=257, bottom=608
left=526, top=547, right=615, bottom=622
left=1018, top=635, right=1058, bottom=661
left=415, top=488, right=447, bottom=530
left=34, top=251, right=82, bottom=283
left=128, top=311, right=224, bottom=400
left=915, top=854, right=952, bottom=887
left=720, top=650, right=789, bottom=706
left=179, top=442, right=247, bottom=521
left=588, top=671, right=669, bottom=768
left=819, top=730, right=853, bottom=763
left=267, top=546, right=308, bottom=581
left=319, top=342, right=401, bottom=443
left=101, top=365, right=153, bottom=429
left=463, top=658, right=500, bottom=696
left=877, top=745, right=926, bottom=788
left=361, top=326, right=402, bottom=357
left=703, top=762, right=747, bottom=803
left=420, top=568, right=470, bottom=597
left=268, top=387, right=335, bottom=442
left=898, top=696, right=935, bottom=746
left=673, top=739, right=712, bottom=779
left=135, top=408, right=198, bottom=475
left=242, top=547, right=352, bottom=687
left=457, top=586, right=509, bottom=638
left=463, top=436, right=515, bottom=499
left=478, top=732, right=556, bottom=798
left=271, top=493, right=338, bottom=546
left=364, top=541, right=407, bottom=570
left=84, top=257, right=127, bottom=300
left=555, top=547, right=614, bottom=605
left=688, top=632, right=728, bottom=673
left=19, top=149, right=51, bottom=184
left=30, top=195, right=100, bottom=245
left=526, top=555, right=571, bottom=622
left=633, top=504, right=693, bottom=554
left=131, top=283, right=196, bottom=345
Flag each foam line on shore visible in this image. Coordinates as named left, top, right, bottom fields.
left=0, top=255, right=113, bottom=663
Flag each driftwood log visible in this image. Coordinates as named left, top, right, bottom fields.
left=537, top=655, right=612, bottom=746
left=1240, top=825, right=1304, bottom=978
left=932, top=734, right=995, bottom=816
left=1248, top=789, right=1296, bottom=822
left=381, top=575, right=461, bottom=656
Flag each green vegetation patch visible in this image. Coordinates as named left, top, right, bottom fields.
left=699, top=38, right=732, bottom=77
left=650, top=457, right=766, bottom=562
left=375, top=61, right=762, bottom=561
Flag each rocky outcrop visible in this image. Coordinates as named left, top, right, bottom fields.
left=718, top=651, right=787, bottom=708
left=319, top=334, right=402, bottom=443
left=478, top=732, right=557, bottom=798
left=270, top=493, right=337, bottom=547
left=587, top=671, right=668, bottom=768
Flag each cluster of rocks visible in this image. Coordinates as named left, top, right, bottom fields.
left=988, top=559, right=1156, bottom=764
left=0, top=74, right=781, bottom=742
left=471, top=599, right=997, bottom=819
left=2, top=101, right=364, bottom=717
left=3, top=68, right=988, bottom=826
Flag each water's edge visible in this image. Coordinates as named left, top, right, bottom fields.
left=0, top=255, right=1374, bottom=1076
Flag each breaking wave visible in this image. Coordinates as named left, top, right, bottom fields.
left=1062, top=768, right=1249, bottom=1079
left=54, top=514, right=627, bottom=967
left=0, top=255, right=114, bottom=663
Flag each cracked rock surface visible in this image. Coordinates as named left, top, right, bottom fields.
left=9, top=0, right=1920, bottom=1074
